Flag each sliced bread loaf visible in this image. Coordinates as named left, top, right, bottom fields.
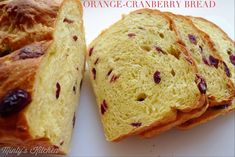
left=87, top=9, right=206, bottom=141
left=0, top=0, right=86, bottom=154
left=178, top=17, right=235, bottom=129
left=140, top=12, right=235, bottom=138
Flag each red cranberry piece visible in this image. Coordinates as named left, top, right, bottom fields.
left=154, top=46, right=164, bottom=54
left=0, top=89, right=31, bottom=117
left=89, top=47, right=94, bottom=56
left=195, top=74, right=207, bottom=94
left=63, top=18, right=74, bottom=24
left=92, top=68, right=96, bottom=80
left=229, top=54, right=235, bottom=65
left=73, top=35, right=78, bottom=41
left=153, top=71, right=161, bottom=84
left=130, top=122, right=142, bottom=127
left=202, top=56, right=209, bottom=65
left=209, top=55, right=219, bottom=68
left=212, top=104, right=229, bottom=110
left=56, top=82, right=61, bottom=99
left=101, top=100, right=108, bottom=115
left=110, top=75, right=119, bottom=83
left=128, top=33, right=136, bottom=38
left=188, top=34, right=197, bottom=44
left=223, top=62, right=231, bottom=77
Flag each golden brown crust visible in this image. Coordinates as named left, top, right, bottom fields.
left=0, top=0, right=61, bottom=55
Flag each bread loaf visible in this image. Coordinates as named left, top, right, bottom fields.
left=87, top=9, right=206, bottom=141
left=178, top=17, right=235, bottom=129
left=0, top=0, right=86, bottom=154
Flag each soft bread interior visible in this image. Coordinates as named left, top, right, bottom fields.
left=88, top=10, right=205, bottom=141
left=25, top=0, right=86, bottom=153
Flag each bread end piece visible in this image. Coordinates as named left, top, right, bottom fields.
left=0, top=0, right=86, bottom=154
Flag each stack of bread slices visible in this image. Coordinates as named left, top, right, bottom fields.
left=87, top=9, right=235, bottom=141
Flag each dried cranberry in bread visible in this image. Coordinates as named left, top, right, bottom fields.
left=178, top=17, right=235, bottom=129
left=87, top=9, right=206, bottom=141
left=0, top=0, right=86, bottom=154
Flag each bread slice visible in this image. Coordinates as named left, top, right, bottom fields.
left=87, top=9, right=206, bottom=141
left=140, top=12, right=235, bottom=138
left=178, top=17, right=235, bottom=129
left=0, top=0, right=86, bottom=154
left=166, top=13, right=235, bottom=106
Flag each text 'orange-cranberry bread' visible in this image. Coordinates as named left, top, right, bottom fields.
left=140, top=12, right=235, bottom=138
left=0, top=0, right=86, bottom=154
left=87, top=9, right=206, bottom=141
left=178, top=17, right=235, bottom=129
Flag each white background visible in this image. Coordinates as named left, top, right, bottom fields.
left=1, top=0, right=235, bottom=157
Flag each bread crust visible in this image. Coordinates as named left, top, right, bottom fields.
left=0, top=0, right=84, bottom=154
left=88, top=8, right=207, bottom=141
left=178, top=104, right=235, bottom=129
